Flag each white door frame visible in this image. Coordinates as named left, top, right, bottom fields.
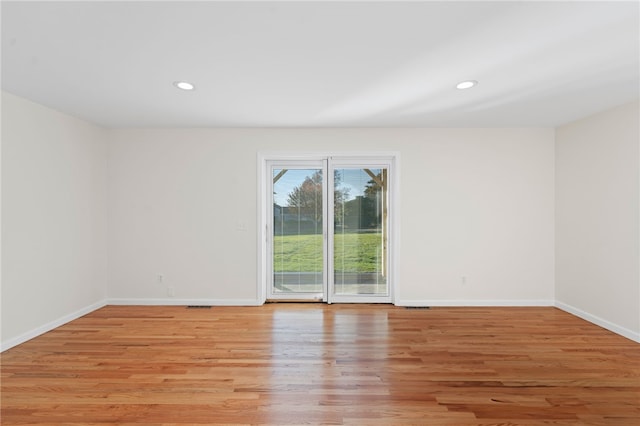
left=257, top=152, right=400, bottom=305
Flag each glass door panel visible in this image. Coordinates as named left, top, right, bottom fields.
left=270, top=164, right=326, bottom=300
left=331, top=166, right=389, bottom=300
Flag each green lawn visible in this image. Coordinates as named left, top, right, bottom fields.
left=273, top=233, right=383, bottom=272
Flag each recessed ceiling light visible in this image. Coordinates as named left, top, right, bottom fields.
left=456, top=80, right=477, bottom=90
left=173, top=81, right=195, bottom=91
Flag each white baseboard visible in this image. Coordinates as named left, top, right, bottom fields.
left=395, top=299, right=555, bottom=307
left=107, top=298, right=263, bottom=306
left=1, top=299, right=108, bottom=352
left=555, top=301, right=640, bottom=343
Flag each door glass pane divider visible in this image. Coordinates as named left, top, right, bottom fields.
left=326, top=163, right=336, bottom=304
left=321, top=159, right=329, bottom=302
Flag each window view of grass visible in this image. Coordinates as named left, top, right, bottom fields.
left=273, top=233, right=383, bottom=272
left=272, top=167, right=388, bottom=294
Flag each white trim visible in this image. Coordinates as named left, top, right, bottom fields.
left=256, top=153, right=267, bottom=304
left=107, top=298, right=263, bottom=306
left=395, top=299, right=555, bottom=307
left=330, top=296, right=392, bottom=304
left=555, top=301, right=640, bottom=343
left=391, top=153, right=401, bottom=305
left=258, top=151, right=401, bottom=161
left=1, top=300, right=108, bottom=352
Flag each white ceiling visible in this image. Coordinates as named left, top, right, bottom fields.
left=2, top=1, right=638, bottom=128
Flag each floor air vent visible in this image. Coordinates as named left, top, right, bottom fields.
left=187, top=305, right=212, bottom=309
left=405, top=306, right=430, bottom=309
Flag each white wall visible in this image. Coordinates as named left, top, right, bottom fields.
left=555, top=101, right=640, bottom=341
left=1, top=92, right=108, bottom=350
left=107, top=128, right=555, bottom=306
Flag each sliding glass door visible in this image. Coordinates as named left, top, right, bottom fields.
left=266, top=157, right=393, bottom=303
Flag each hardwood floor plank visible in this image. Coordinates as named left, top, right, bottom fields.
left=2, top=305, right=639, bottom=425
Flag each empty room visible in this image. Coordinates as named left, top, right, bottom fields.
left=1, top=1, right=639, bottom=424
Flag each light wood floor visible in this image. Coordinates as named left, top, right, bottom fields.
left=2, top=304, right=639, bottom=425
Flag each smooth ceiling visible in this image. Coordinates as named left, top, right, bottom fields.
left=2, top=1, right=638, bottom=128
